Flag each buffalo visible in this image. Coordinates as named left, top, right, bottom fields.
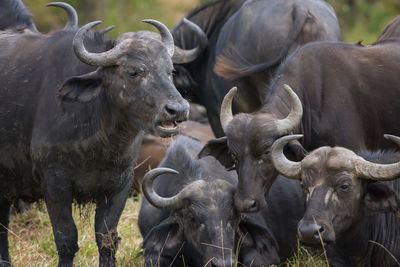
left=271, top=134, right=400, bottom=266
left=0, top=0, right=37, bottom=31
left=172, top=0, right=341, bottom=136
left=139, top=136, right=305, bottom=266
left=0, top=17, right=191, bottom=266
left=200, top=25, right=400, bottom=212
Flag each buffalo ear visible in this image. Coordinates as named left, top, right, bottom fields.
left=58, top=69, right=103, bottom=103
left=284, top=139, right=307, bottom=161
left=142, top=220, right=184, bottom=265
left=238, top=216, right=280, bottom=266
left=198, top=137, right=234, bottom=168
left=364, top=181, right=400, bottom=214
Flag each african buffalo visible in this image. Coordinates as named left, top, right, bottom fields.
left=271, top=134, right=400, bottom=266
left=201, top=29, right=400, bottom=213
left=0, top=0, right=37, bottom=31
left=0, top=18, right=190, bottom=266
left=139, top=136, right=305, bottom=266
left=172, top=0, right=341, bottom=136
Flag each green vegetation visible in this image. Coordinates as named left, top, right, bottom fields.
left=327, top=0, right=400, bottom=43
left=23, top=0, right=400, bottom=42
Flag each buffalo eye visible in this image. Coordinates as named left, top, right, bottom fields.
left=129, top=71, right=140, bottom=79
left=339, top=183, right=350, bottom=192
left=264, top=149, right=271, bottom=156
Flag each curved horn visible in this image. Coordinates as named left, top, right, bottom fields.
left=100, top=25, right=115, bottom=35
left=354, top=134, right=400, bottom=181
left=275, top=84, right=303, bottom=134
left=142, top=167, right=186, bottom=210
left=354, top=156, right=400, bottom=181
left=172, top=18, right=208, bottom=64
left=73, top=21, right=128, bottom=67
left=384, top=134, right=400, bottom=147
left=271, top=135, right=303, bottom=179
left=46, top=2, right=78, bottom=30
left=142, top=19, right=174, bottom=57
left=220, top=87, right=237, bottom=133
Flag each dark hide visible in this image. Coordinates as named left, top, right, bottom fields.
left=138, top=136, right=281, bottom=266
left=173, top=0, right=341, bottom=136
left=202, top=38, right=400, bottom=213
left=0, top=0, right=37, bottom=31
left=0, top=25, right=188, bottom=266
left=297, top=148, right=400, bottom=266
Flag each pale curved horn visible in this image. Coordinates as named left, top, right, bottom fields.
left=271, top=134, right=303, bottom=179
left=220, top=87, right=237, bottom=133
left=142, top=167, right=186, bottom=210
left=384, top=134, right=400, bottom=147
left=354, top=156, right=400, bottom=181
left=172, top=18, right=208, bottom=64
left=47, top=2, right=78, bottom=30
left=73, top=21, right=129, bottom=66
left=142, top=19, right=174, bottom=57
left=275, top=84, right=303, bottom=134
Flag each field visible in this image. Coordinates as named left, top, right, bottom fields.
left=7, top=197, right=330, bottom=266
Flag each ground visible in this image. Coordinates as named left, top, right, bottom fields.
left=7, top=196, right=327, bottom=266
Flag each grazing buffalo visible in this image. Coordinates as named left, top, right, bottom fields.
left=0, top=18, right=189, bottom=266
left=201, top=31, right=400, bottom=212
left=172, top=0, right=341, bottom=136
left=0, top=0, right=37, bottom=31
left=139, top=136, right=305, bottom=266
left=271, top=134, right=400, bottom=266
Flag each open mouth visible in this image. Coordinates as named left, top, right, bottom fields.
left=155, top=120, right=180, bottom=136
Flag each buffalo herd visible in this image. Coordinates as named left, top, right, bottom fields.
left=1, top=0, right=400, bottom=267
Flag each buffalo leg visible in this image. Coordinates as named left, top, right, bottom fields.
left=42, top=173, right=78, bottom=267
left=95, top=178, right=132, bottom=267
left=0, top=196, right=10, bottom=266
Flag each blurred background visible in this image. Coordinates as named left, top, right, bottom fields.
left=24, top=0, right=400, bottom=44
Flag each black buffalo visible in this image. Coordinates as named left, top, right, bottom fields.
left=0, top=0, right=37, bottom=31
left=139, top=136, right=304, bottom=266
left=172, top=0, right=341, bottom=136
left=271, top=134, right=400, bottom=266
left=200, top=25, right=400, bottom=213
left=0, top=19, right=189, bottom=266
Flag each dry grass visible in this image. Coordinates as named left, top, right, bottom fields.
left=8, top=198, right=143, bottom=267
left=7, top=195, right=328, bottom=267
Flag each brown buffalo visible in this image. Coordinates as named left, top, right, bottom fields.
left=271, top=134, right=400, bottom=266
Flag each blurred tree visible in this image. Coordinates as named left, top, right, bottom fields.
left=22, top=0, right=400, bottom=43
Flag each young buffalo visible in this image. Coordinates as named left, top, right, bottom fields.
left=139, top=136, right=280, bottom=267
left=271, top=134, right=400, bottom=266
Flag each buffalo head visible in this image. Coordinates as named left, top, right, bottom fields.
left=271, top=134, right=400, bottom=246
left=142, top=167, right=279, bottom=266
left=200, top=84, right=305, bottom=212
left=59, top=20, right=190, bottom=137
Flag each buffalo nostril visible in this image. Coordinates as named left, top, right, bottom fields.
left=165, top=104, right=177, bottom=116
left=314, top=226, right=324, bottom=239
left=298, top=223, right=324, bottom=244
